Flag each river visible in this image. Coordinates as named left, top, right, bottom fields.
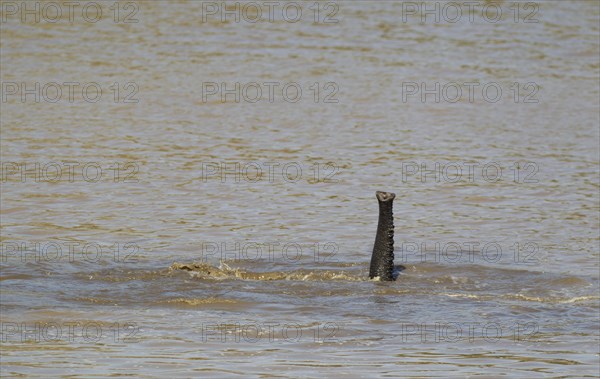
left=1, top=1, right=599, bottom=377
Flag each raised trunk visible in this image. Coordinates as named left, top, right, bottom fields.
left=369, top=191, right=395, bottom=281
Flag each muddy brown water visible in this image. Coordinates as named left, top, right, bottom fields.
left=1, top=1, right=599, bottom=378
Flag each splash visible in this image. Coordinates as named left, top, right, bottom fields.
left=169, top=261, right=363, bottom=281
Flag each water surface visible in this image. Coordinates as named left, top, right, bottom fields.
left=1, top=1, right=599, bottom=377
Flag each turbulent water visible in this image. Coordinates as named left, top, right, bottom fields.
left=1, top=1, right=599, bottom=377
